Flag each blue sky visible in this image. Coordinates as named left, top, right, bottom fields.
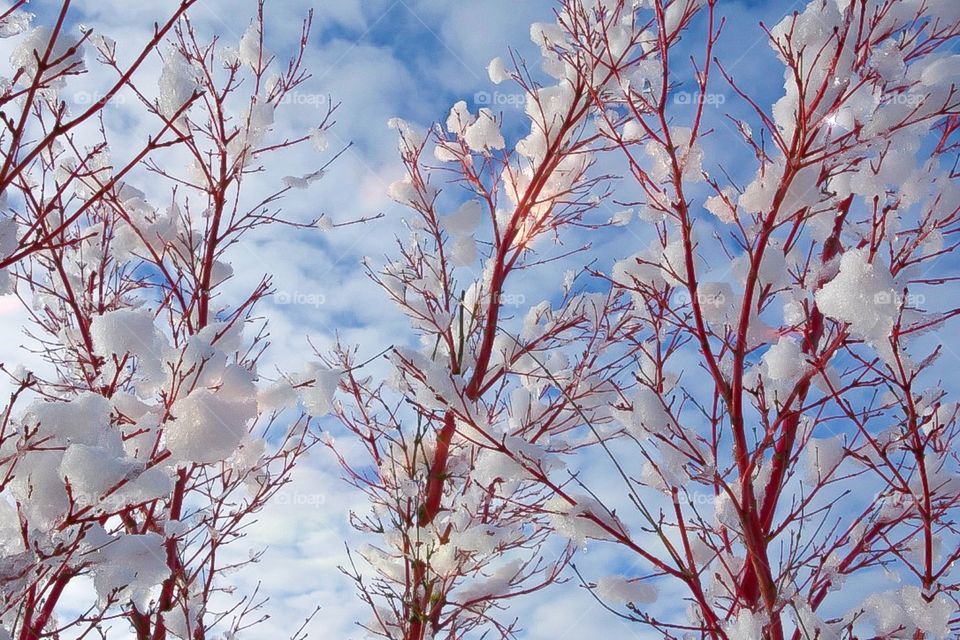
left=4, top=0, right=957, bottom=637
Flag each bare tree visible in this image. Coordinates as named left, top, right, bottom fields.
left=330, top=13, right=647, bottom=639
left=0, top=3, right=347, bottom=638
left=352, top=1, right=960, bottom=639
